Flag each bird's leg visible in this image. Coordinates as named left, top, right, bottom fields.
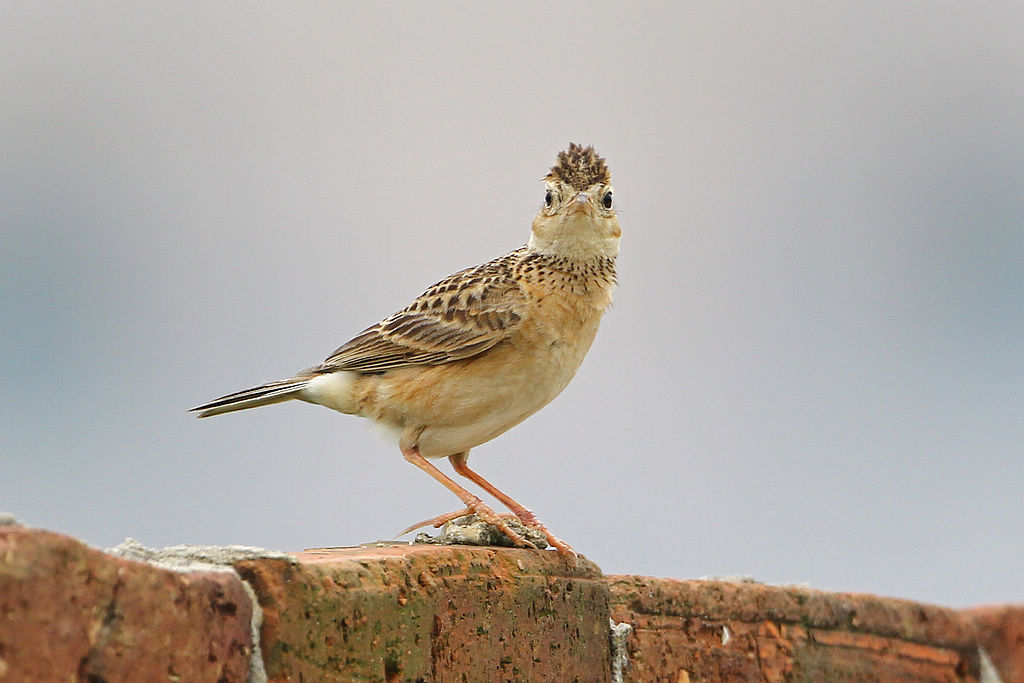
left=449, top=452, right=574, bottom=555
left=400, top=445, right=537, bottom=549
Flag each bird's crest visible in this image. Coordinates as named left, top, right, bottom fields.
left=546, top=143, right=610, bottom=191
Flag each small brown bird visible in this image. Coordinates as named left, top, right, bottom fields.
left=191, top=144, right=620, bottom=553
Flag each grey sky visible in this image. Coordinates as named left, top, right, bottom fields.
left=2, top=3, right=1022, bottom=607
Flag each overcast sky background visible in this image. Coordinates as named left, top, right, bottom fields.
left=2, top=3, right=1021, bottom=608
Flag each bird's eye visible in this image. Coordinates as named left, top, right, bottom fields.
left=544, top=190, right=553, bottom=208
left=602, top=191, right=613, bottom=209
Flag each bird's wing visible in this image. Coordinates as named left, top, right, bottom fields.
left=314, top=250, right=529, bottom=374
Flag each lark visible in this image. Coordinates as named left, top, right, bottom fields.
left=191, top=143, right=620, bottom=553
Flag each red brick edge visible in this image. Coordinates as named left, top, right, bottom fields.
left=2, top=525, right=1021, bottom=682
left=0, top=526, right=253, bottom=681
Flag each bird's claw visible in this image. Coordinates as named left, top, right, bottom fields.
left=399, top=504, right=579, bottom=556
left=397, top=507, right=475, bottom=537
left=399, top=504, right=539, bottom=550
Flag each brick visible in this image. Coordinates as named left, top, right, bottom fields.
left=964, top=605, right=1024, bottom=682
left=606, top=576, right=983, bottom=682
left=0, top=526, right=254, bottom=682
left=4, top=522, right=1023, bottom=682
left=234, top=544, right=609, bottom=682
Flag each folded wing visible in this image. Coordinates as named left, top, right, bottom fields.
left=313, top=250, right=528, bottom=374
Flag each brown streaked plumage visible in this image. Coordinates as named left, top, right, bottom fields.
left=191, top=143, right=621, bottom=554
left=546, top=142, right=610, bottom=191
left=314, top=250, right=531, bottom=374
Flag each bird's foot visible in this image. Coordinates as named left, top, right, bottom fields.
left=496, top=504, right=576, bottom=556
left=539, top=531, right=575, bottom=556
left=401, top=508, right=575, bottom=555
left=518, top=520, right=573, bottom=556
left=399, top=507, right=528, bottom=534
left=399, top=503, right=539, bottom=549
left=397, top=507, right=475, bottom=536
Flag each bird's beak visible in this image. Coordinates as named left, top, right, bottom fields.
left=570, top=191, right=591, bottom=214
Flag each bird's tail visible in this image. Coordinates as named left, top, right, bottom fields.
left=190, top=377, right=312, bottom=418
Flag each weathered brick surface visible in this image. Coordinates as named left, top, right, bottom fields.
left=965, top=605, right=1024, bottom=682
left=0, top=526, right=253, bottom=682
left=235, top=544, right=609, bottom=682
left=606, top=576, right=992, bottom=682
left=3, top=524, right=1022, bottom=682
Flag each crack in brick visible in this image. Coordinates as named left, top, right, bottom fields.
left=77, top=570, right=125, bottom=683
left=107, top=538, right=276, bottom=683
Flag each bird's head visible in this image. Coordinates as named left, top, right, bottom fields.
left=528, top=143, right=621, bottom=260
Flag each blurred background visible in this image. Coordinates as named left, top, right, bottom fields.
left=2, top=3, right=1021, bottom=607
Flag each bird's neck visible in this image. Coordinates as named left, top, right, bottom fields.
left=526, top=229, right=620, bottom=264
left=517, top=246, right=617, bottom=306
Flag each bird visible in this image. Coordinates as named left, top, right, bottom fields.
left=191, top=143, right=621, bottom=554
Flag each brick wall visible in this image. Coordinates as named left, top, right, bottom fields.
left=1, top=523, right=1020, bottom=681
